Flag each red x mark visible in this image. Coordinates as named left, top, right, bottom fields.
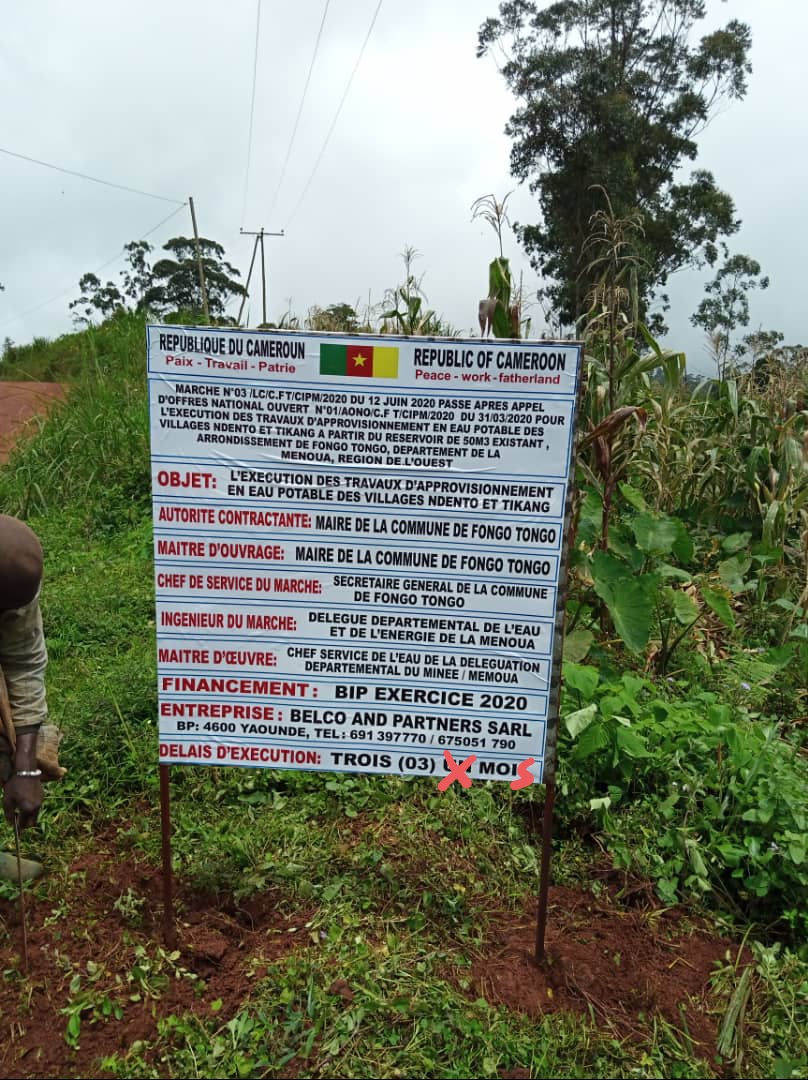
left=437, top=749, right=476, bottom=791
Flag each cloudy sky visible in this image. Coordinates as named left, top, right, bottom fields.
left=1, top=0, right=804, bottom=375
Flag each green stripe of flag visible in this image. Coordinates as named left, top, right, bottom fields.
left=320, top=344, right=347, bottom=375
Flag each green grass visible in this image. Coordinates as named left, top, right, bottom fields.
left=1, top=311, right=807, bottom=1078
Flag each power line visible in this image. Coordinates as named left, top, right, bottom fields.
left=0, top=146, right=184, bottom=205
left=284, top=0, right=385, bottom=228
left=240, top=0, right=263, bottom=227
left=266, top=0, right=332, bottom=222
left=0, top=203, right=187, bottom=332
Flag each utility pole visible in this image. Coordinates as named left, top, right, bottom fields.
left=188, top=196, right=210, bottom=324
left=240, top=227, right=283, bottom=326
left=237, top=234, right=259, bottom=327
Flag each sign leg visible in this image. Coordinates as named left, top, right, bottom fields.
left=534, top=775, right=556, bottom=965
left=159, top=764, right=177, bottom=950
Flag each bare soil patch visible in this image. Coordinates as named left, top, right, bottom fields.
left=0, top=830, right=314, bottom=1079
left=0, top=383, right=65, bottom=464
left=468, top=884, right=746, bottom=1067
left=0, top=818, right=748, bottom=1078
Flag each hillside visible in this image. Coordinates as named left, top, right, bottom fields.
left=0, top=310, right=806, bottom=1079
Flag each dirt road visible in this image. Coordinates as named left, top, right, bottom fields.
left=0, top=382, right=65, bottom=464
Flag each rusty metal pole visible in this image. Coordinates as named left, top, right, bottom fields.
left=159, top=764, right=176, bottom=950
left=534, top=777, right=556, bottom=963
left=534, top=342, right=586, bottom=966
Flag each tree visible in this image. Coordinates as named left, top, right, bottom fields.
left=120, top=240, right=154, bottom=310
left=306, top=303, right=362, bottom=333
left=691, top=251, right=769, bottom=380
left=143, top=236, right=245, bottom=318
left=69, top=273, right=125, bottom=326
left=478, top=0, right=752, bottom=329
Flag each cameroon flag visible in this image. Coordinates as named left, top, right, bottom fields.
left=320, top=343, right=399, bottom=379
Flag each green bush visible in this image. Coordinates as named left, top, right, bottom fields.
left=559, top=665, right=808, bottom=935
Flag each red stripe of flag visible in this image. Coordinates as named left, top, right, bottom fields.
left=347, top=344, right=374, bottom=377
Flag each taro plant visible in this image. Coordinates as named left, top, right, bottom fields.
left=575, top=484, right=750, bottom=673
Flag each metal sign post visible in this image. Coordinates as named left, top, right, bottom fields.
left=147, top=325, right=583, bottom=956
left=159, top=764, right=176, bottom=949
left=533, top=363, right=586, bottom=965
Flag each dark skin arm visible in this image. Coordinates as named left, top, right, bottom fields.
left=3, top=729, right=43, bottom=830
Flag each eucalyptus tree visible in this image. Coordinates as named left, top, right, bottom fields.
left=478, top=0, right=753, bottom=330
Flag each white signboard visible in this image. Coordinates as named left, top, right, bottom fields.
left=147, top=326, right=582, bottom=783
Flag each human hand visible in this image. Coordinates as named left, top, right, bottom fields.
left=3, top=772, right=43, bottom=830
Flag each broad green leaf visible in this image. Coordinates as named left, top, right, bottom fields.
left=774, top=598, right=800, bottom=612
left=579, top=488, right=603, bottom=525
left=774, top=1058, right=805, bottom=1080
left=620, top=674, right=647, bottom=700
left=615, top=725, right=650, bottom=758
left=701, top=586, right=736, bottom=629
left=618, top=482, right=647, bottom=511
left=631, top=512, right=679, bottom=555
left=563, top=628, right=594, bottom=664
left=600, top=695, right=629, bottom=720
left=591, top=549, right=627, bottom=585
left=657, top=563, right=693, bottom=582
left=573, top=721, right=609, bottom=759
left=488, top=256, right=511, bottom=297
left=669, top=518, right=694, bottom=563
left=608, top=529, right=645, bottom=571
left=751, top=541, right=783, bottom=565
left=787, top=843, right=806, bottom=865
left=589, top=796, right=612, bottom=811
left=564, top=703, right=598, bottom=738
left=563, top=662, right=599, bottom=699
left=718, top=555, right=752, bottom=593
left=716, top=841, right=746, bottom=868
left=592, top=552, right=658, bottom=652
left=760, top=644, right=795, bottom=668
left=671, top=589, right=698, bottom=625
left=743, top=871, right=771, bottom=897
left=721, top=531, right=752, bottom=554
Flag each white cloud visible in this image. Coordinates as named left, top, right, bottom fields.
left=1, top=0, right=805, bottom=372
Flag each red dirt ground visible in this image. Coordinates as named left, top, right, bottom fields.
left=0, top=383, right=65, bottom=464
left=468, top=883, right=747, bottom=1067
left=0, top=822, right=749, bottom=1078
left=0, top=831, right=315, bottom=1079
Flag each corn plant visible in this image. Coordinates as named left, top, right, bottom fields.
left=471, top=192, right=522, bottom=338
